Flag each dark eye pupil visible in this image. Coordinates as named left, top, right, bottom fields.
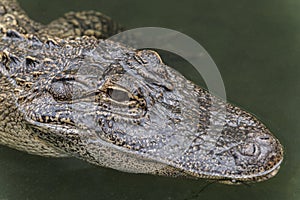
left=107, top=88, right=130, bottom=102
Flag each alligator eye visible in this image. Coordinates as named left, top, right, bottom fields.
left=49, top=81, right=73, bottom=101
left=107, top=88, right=131, bottom=102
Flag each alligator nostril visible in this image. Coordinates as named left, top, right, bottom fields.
left=241, top=143, right=259, bottom=156
left=256, top=135, right=274, bottom=146
left=259, top=136, right=270, bottom=140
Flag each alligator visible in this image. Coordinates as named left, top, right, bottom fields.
left=0, top=0, right=283, bottom=184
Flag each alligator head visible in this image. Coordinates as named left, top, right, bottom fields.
left=0, top=31, right=283, bottom=184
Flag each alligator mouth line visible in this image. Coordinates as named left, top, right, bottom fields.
left=211, top=151, right=283, bottom=184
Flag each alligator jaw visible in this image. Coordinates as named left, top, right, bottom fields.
left=217, top=159, right=282, bottom=184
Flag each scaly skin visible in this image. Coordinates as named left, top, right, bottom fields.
left=0, top=0, right=283, bottom=184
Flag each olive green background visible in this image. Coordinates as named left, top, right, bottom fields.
left=0, top=0, right=299, bottom=199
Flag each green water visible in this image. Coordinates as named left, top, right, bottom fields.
left=1, top=0, right=299, bottom=199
